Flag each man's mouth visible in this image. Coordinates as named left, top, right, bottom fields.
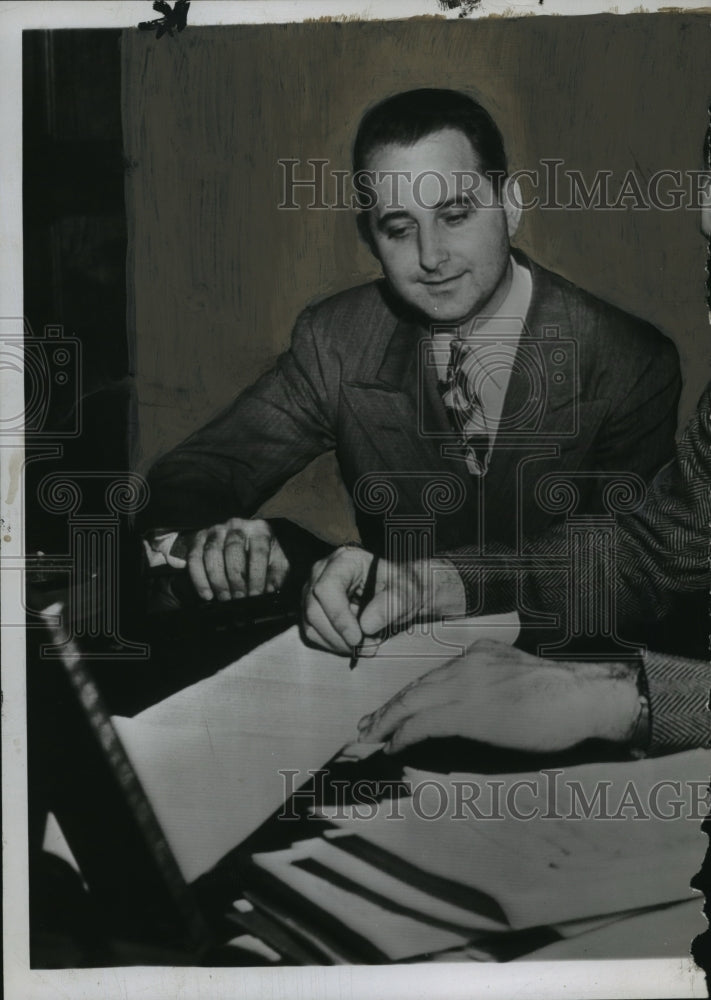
left=421, top=273, right=465, bottom=287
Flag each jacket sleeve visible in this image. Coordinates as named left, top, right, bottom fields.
left=640, top=651, right=711, bottom=756
left=444, top=382, right=711, bottom=625
left=141, top=307, right=337, bottom=532
left=612, top=381, right=711, bottom=623
left=591, top=330, right=682, bottom=480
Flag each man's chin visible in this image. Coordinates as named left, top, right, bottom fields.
left=417, top=299, right=480, bottom=327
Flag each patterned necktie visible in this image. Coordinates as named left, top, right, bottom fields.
left=439, top=338, right=491, bottom=476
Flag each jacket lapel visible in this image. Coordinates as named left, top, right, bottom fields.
left=481, top=256, right=598, bottom=544
left=340, top=315, right=438, bottom=471
left=340, top=313, right=479, bottom=548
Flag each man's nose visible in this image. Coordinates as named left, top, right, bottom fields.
left=418, top=228, right=449, bottom=272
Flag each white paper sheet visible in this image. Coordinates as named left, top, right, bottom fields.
left=112, top=614, right=520, bottom=881
left=317, top=750, right=709, bottom=929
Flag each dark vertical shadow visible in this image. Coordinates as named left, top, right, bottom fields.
left=23, top=29, right=138, bottom=967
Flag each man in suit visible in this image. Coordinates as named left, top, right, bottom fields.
left=143, top=89, right=680, bottom=609
left=302, top=165, right=711, bottom=759
left=309, top=377, right=711, bottom=757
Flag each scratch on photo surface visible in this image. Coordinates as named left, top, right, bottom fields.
left=204, top=718, right=217, bottom=764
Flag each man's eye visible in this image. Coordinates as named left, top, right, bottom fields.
left=386, top=226, right=413, bottom=240
left=443, top=210, right=470, bottom=226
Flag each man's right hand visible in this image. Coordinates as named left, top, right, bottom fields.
left=184, top=517, right=290, bottom=601
left=301, top=546, right=466, bottom=655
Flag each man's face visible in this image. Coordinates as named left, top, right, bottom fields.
left=362, top=128, right=520, bottom=326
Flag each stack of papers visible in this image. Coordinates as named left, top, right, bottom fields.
left=247, top=751, right=707, bottom=960
left=111, top=618, right=707, bottom=962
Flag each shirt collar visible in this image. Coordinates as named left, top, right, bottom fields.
left=462, top=255, right=532, bottom=340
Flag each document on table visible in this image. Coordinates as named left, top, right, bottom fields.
left=245, top=747, right=708, bottom=961
left=112, top=614, right=520, bottom=882
left=314, top=749, right=708, bottom=931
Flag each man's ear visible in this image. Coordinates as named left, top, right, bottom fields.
left=357, top=212, right=379, bottom=258
left=502, top=176, right=523, bottom=239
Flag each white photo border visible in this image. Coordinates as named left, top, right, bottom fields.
left=2, top=2, right=709, bottom=999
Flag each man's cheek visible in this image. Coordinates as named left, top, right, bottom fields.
left=372, top=239, right=395, bottom=268
left=380, top=252, right=414, bottom=284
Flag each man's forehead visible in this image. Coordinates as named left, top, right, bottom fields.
left=362, top=127, right=484, bottom=176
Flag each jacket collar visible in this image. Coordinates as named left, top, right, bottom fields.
left=371, top=251, right=578, bottom=407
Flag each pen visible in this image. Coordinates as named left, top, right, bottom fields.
left=349, top=554, right=380, bottom=670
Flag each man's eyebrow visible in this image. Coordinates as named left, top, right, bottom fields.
left=378, top=192, right=477, bottom=229
left=376, top=197, right=474, bottom=231
left=435, top=195, right=476, bottom=210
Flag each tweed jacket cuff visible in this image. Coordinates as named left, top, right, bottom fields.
left=641, top=651, right=711, bottom=756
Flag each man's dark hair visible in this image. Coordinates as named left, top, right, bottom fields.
left=352, top=88, right=508, bottom=195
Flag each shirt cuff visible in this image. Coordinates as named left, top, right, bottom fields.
left=142, top=531, right=187, bottom=569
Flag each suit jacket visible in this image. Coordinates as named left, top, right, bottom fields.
left=144, top=253, right=681, bottom=556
